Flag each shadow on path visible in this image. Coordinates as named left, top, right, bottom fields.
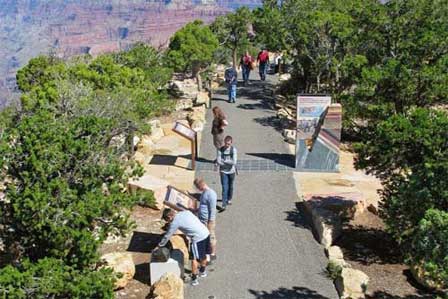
left=248, top=286, right=331, bottom=299
left=237, top=100, right=272, bottom=110
left=366, top=291, right=437, bottom=299
left=284, top=202, right=313, bottom=231
left=253, top=115, right=284, bottom=132
left=246, top=152, right=295, bottom=167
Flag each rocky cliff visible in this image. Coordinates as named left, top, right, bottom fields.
left=0, top=0, right=261, bottom=108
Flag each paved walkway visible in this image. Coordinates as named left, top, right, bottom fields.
left=186, top=72, right=339, bottom=299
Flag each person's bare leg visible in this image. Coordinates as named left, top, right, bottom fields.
left=200, top=257, right=208, bottom=268
left=191, top=259, right=199, bottom=275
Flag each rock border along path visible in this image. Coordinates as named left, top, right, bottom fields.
left=185, top=72, right=339, bottom=299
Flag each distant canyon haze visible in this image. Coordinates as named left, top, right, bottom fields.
left=0, top=0, right=261, bottom=108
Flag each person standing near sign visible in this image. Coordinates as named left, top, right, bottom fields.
left=156, top=209, right=211, bottom=286
left=211, top=106, right=228, bottom=150
left=193, top=178, right=218, bottom=261
left=217, top=136, right=237, bottom=211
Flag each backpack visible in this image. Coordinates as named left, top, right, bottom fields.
left=259, top=51, right=269, bottom=63
left=219, top=146, right=238, bottom=173
left=220, top=146, right=235, bottom=160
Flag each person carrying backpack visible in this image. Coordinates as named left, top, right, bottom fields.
left=216, top=135, right=237, bottom=211
left=224, top=66, right=238, bottom=103
left=239, top=51, right=254, bottom=86
left=257, top=48, right=269, bottom=81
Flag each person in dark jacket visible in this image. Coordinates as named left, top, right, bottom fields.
left=224, top=66, right=238, bottom=103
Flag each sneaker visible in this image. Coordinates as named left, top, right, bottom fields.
left=199, top=270, right=208, bottom=278
left=218, top=207, right=226, bottom=213
left=191, top=278, right=199, bottom=286
left=228, top=200, right=233, bottom=205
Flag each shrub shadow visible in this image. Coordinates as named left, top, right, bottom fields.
left=284, top=202, right=313, bottom=231
left=335, top=225, right=402, bottom=265
left=253, top=115, right=284, bottom=132
left=248, top=286, right=331, bottom=299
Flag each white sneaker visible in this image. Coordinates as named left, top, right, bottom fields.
left=199, top=270, right=208, bottom=278
left=191, top=278, right=199, bottom=286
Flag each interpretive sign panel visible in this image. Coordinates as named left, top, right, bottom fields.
left=164, top=185, right=197, bottom=211
left=296, top=95, right=341, bottom=172
left=172, top=121, right=197, bottom=170
left=173, top=122, right=196, bottom=141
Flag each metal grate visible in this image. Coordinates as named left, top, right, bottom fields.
left=194, top=159, right=295, bottom=172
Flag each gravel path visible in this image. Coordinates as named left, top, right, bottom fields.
left=186, top=72, right=339, bottom=299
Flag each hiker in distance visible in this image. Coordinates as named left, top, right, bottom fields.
left=216, top=135, right=238, bottom=212
left=224, top=65, right=238, bottom=103
left=211, top=106, right=228, bottom=151
left=257, top=48, right=269, bottom=81
left=155, top=209, right=211, bottom=286
left=193, top=178, right=218, bottom=261
left=239, top=51, right=255, bottom=86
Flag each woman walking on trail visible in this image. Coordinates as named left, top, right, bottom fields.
left=239, top=51, right=254, bottom=86
left=211, top=106, right=228, bottom=150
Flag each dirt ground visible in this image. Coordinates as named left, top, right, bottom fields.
left=336, top=211, right=438, bottom=299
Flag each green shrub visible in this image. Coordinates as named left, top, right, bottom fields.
left=0, top=258, right=115, bottom=299
left=0, top=111, right=142, bottom=268
left=354, top=108, right=448, bottom=242
left=408, top=209, right=448, bottom=290
left=326, top=260, right=343, bottom=281
left=132, top=189, right=156, bottom=208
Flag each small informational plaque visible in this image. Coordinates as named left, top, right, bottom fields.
left=164, top=185, right=197, bottom=211
left=172, top=122, right=196, bottom=141
left=172, top=121, right=198, bottom=170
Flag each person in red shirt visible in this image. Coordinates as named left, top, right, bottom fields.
left=257, top=48, right=269, bottom=81
left=239, top=51, right=254, bottom=85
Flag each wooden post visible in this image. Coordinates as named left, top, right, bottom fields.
left=191, top=139, right=196, bottom=170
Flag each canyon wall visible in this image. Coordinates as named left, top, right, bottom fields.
left=0, top=0, right=261, bottom=108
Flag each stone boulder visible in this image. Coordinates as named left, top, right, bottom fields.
left=191, top=120, right=205, bottom=132
left=195, top=91, right=210, bottom=106
left=279, top=73, right=291, bottom=81
left=128, top=175, right=169, bottom=210
left=335, top=268, right=369, bottom=299
left=305, top=192, right=366, bottom=220
left=188, top=106, right=206, bottom=123
left=367, top=203, right=379, bottom=215
left=283, top=129, right=296, bottom=144
left=310, top=207, right=342, bottom=248
left=149, top=120, right=165, bottom=143
left=101, top=252, right=135, bottom=290
left=169, top=79, right=198, bottom=99
left=136, top=136, right=155, bottom=157
left=170, top=235, right=189, bottom=265
left=150, top=272, right=184, bottom=299
left=175, top=98, right=194, bottom=111
left=326, top=245, right=349, bottom=268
